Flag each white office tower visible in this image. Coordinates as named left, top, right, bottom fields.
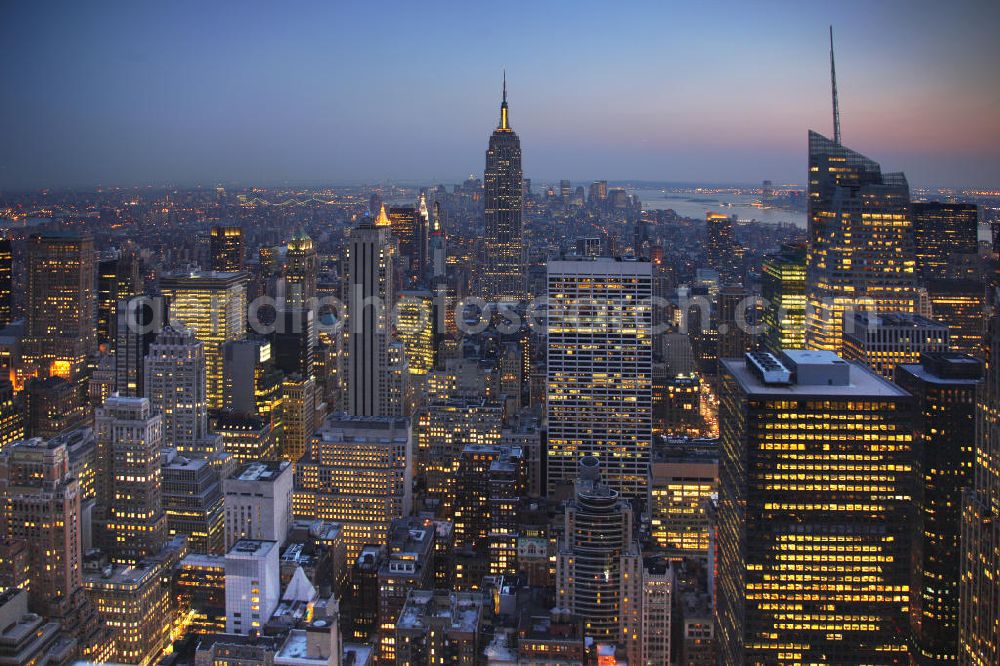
left=223, top=460, right=294, bottom=550
left=144, top=325, right=209, bottom=453
left=345, top=213, right=394, bottom=417
left=225, top=539, right=280, bottom=635
left=546, top=257, right=653, bottom=500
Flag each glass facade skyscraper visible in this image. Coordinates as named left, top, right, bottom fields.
left=718, top=350, right=915, bottom=664
left=895, top=353, right=982, bottom=664
left=761, top=242, right=807, bottom=353
left=912, top=202, right=978, bottom=280
left=959, top=315, right=1000, bottom=665
left=805, top=131, right=917, bottom=353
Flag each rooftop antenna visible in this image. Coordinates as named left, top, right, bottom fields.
left=830, top=25, right=841, bottom=144
left=499, top=69, right=510, bottom=130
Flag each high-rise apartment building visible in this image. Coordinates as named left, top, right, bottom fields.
left=718, top=350, right=915, bottom=664
left=95, top=396, right=167, bottom=565
left=160, top=270, right=248, bottom=409
left=959, top=315, right=1000, bottom=665
left=83, top=541, right=183, bottom=665
left=620, top=557, right=673, bottom=666
left=416, top=398, right=502, bottom=517
left=393, top=590, right=483, bottom=666
left=805, top=131, right=917, bottom=353
left=222, top=337, right=283, bottom=419
left=213, top=411, right=277, bottom=463
left=377, top=518, right=436, bottom=663
left=896, top=353, right=982, bottom=664
left=652, top=370, right=701, bottom=436
left=387, top=205, right=422, bottom=280
left=546, top=258, right=653, bottom=500
left=144, top=325, right=209, bottom=452
left=24, top=376, right=86, bottom=439
left=483, top=76, right=525, bottom=301
left=0, top=381, right=24, bottom=447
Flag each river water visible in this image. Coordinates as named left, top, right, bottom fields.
left=631, top=188, right=807, bottom=228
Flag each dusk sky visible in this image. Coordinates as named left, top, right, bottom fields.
left=2, top=0, right=998, bottom=190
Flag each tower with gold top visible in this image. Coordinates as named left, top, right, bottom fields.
left=483, top=73, right=525, bottom=301
left=285, top=229, right=318, bottom=311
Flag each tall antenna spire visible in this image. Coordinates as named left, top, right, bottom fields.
left=499, top=70, right=510, bottom=130
left=830, top=25, right=841, bottom=145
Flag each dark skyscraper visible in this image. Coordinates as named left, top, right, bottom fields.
left=345, top=213, right=393, bottom=417
left=706, top=212, right=737, bottom=282
left=483, top=74, right=525, bottom=301
left=97, top=250, right=141, bottom=348
left=209, top=225, right=244, bottom=272
left=718, top=350, right=915, bottom=664
left=959, top=314, right=1000, bottom=664
left=0, top=239, right=12, bottom=328
left=284, top=230, right=318, bottom=311
left=912, top=202, right=979, bottom=280
left=895, top=353, right=982, bottom=664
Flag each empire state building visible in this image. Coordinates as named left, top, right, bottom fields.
left=483, top=75, right=525, bottom=301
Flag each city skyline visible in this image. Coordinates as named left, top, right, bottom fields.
left=2, top=1, right=1000, bottom=190
left=2, top=3, right=1000, bottom=664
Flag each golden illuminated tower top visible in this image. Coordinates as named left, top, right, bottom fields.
left=498, top=70, right=510, bottom=131
left=375, top=203, right=392, bottom=228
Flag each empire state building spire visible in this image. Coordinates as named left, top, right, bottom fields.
left=499, top=70, right=510, bottom=131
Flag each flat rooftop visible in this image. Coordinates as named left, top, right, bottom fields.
left=847, top=311, right=946, bottom=329
left=316, top=414, right=410, bottom=443
left=396, top=590, right=482, bottom=633
left=547, top=257, right=652, bottom=275
left=897, top=358, right=983, bottom=386
left=227, top=539, right=277, bottom=559
left=721, top=356, right=909, bottom=398
left=234, top=460, right=290, bottom=482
